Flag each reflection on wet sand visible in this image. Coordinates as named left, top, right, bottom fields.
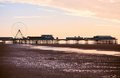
left=0, top=44, right=120, bottom=78
left=30, top=45, right=120, bottom=56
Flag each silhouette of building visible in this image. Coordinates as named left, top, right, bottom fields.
left=0, top=37, right=13, bottom=44
left=93, top=36, right=117, bottom=44
left=66, top=36, right=83, bottom=40
left=41, top=35, right=54, bottom=40
left=27, top=35, right=54, bottom=40
left=27, top=36, right=41, bottom=40
left=0, top=37, right=13, bottom=40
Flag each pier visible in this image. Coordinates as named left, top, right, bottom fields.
left=0, top=35, right=117, bottom=45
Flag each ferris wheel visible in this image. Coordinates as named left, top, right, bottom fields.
left=11, top=22, right=27, bottom=39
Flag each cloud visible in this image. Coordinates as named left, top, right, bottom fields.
left=14, top=16, right=44, bottom=19
left=14, top=15, right=54, bottom=19
left=64, top=8, right=96, bottom=17
left=0, top=0, right=120, bottom=23
left=98, top=0, right=120, bottom=3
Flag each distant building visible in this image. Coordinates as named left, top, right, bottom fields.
left=93, top=36, right=117, bottom=44
left=93, top=36, right=116, bottom=40
left=27, top=35, right=54, bottom=40
left=0, top=37, right=13, bottom=40
left=41, top=35, right=54, bottom=40
left=27, top=36, right=41, bottom=40
left=0, top=37, right=13, bottom=44
left=66, top=36, right=83, bottom=40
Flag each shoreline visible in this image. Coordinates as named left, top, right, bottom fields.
left=34, top=44, right=120, bottom=52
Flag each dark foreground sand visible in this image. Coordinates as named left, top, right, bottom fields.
left=0, top=44, right=120, bottom=78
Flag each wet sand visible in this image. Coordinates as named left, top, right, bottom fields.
left=37, top=44, right=120, bottom=52
left=0, top=44, right=120, bottom=78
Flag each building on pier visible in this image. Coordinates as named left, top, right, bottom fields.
left=0, top=37, right=13, bottom=44
left=40, top=35, right=54, bottom=40
left=93, top=36, right=117, bottom=44
left=27, top=36, right=41, bottom=40
left=65, top=36, right=84, bottom=44
left=27, top=35, right=54, bottom=40
left=27, top=35, right=55, bottom=44
left=0, top=37, right=13, bottom=40
left=66, top=36, right=83, bottom=40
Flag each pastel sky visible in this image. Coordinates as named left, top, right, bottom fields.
left=0, top=0, right=120, bottom=42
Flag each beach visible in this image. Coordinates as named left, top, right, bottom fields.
left=0, top=44, right=120, bottom=78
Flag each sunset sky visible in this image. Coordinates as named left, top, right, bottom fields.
left=0, top=0, right=120, bottom=42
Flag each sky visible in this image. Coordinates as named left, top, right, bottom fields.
left=0, top=0, right=120, bottom=42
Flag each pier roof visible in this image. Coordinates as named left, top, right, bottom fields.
left=0, top=37, right=13, bottom=40
left=27, top=35, right=54, bottom=40
left=66, top=36, right=83, bottom=40
left=93, top=36, right=117, bottom=40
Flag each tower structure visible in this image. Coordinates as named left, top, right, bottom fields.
left=14, top=29, right=24, bottom=39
